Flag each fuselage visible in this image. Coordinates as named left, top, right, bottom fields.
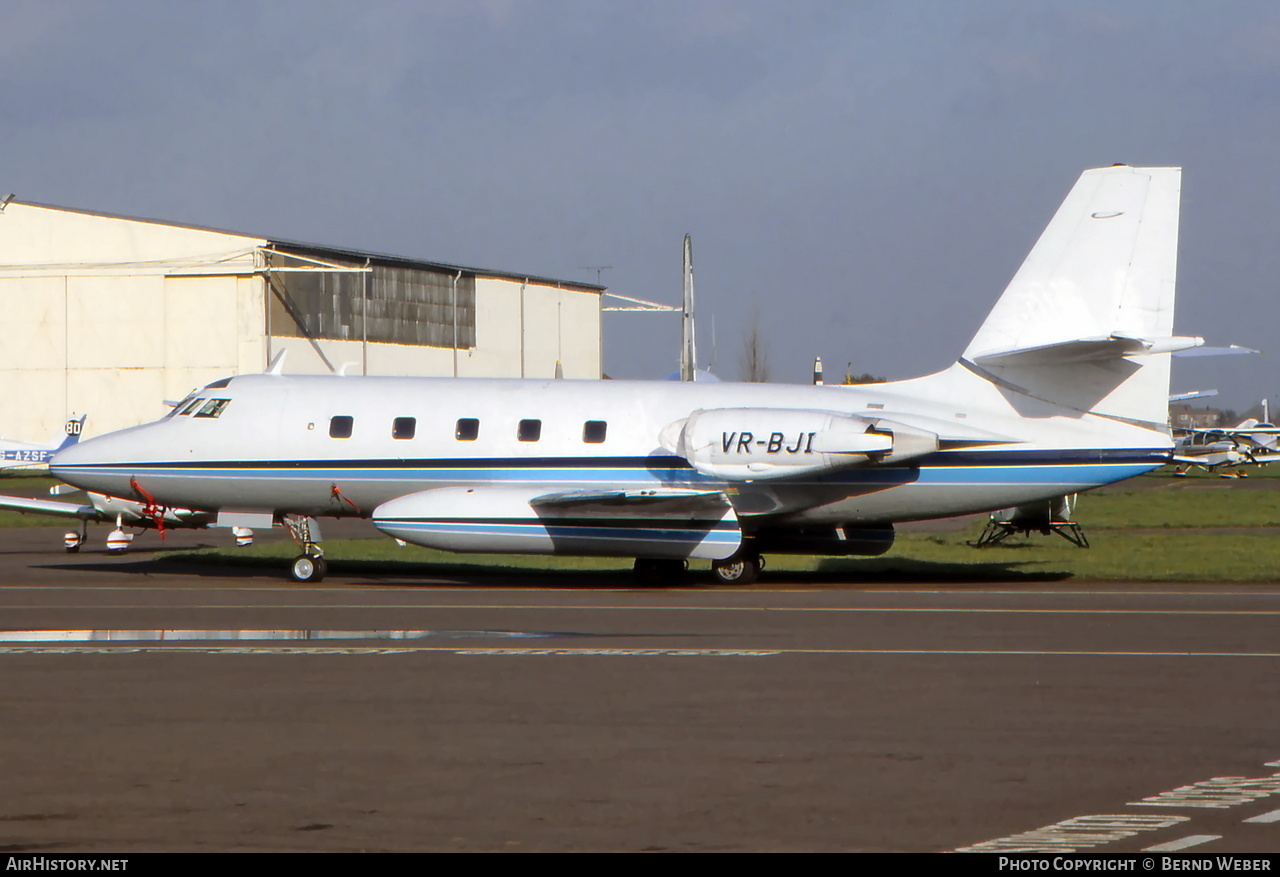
left=50, top=368, right=1172, bottom=532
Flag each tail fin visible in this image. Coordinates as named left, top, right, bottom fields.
left=961, top=165, right=1195, bottom=426
left=56, top=415, right=85, bottom=451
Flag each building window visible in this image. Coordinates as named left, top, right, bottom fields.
left=518, top=419, right=542, bottom=442
left=583, top=420, right=607, bottom=443
left=330, top=416, right=354, bottom=439
left=393, top=417, right=416, bottom=440
left=455, top=418, right=479, bottom=441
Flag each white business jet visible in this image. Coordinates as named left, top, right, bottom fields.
left=0, top=416, right=85, bottom=471
left=51, top=165, right=1192, bottom=584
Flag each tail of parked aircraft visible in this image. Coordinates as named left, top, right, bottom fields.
left=55, top=415, right=86, bottom=451
left=958, top=165, right=1193, bottom=428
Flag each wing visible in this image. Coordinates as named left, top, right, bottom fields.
left=0, top=494, right=104, bottom=521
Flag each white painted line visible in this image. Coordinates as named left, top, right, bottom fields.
left=1243, top=807, right=1280, bottom=823
left=5, top=645, right=1280, bottom=658
left=1143, top=834, right=1222, bottom=852
left=7, top=602, right=1280, bottom=617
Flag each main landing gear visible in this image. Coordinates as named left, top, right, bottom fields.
left=284, top=515, right=326, bottom=583
left=711, top=548, right=763, bottom=586
left=629, top=547, right=766, bottom=587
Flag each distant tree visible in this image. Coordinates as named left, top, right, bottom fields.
left=843, top=364, right=887, bottom=385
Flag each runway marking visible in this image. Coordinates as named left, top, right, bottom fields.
left=3, top=645, right=1280, bottom=657
left=6, top=603, right=1280, bottom=617
left=1142, top=834, right=1221, bottom=852
left=1130, top=772, right=1280, bottom=810
left=0, top=646, right=780, bottom=656
left=0, top=629, right=562, bottom=643
left=8, top=586, right=1280, bottom=598
left=955, top=814, right=1189, bottom=853
left=964, top=761, right=1280, bottom=853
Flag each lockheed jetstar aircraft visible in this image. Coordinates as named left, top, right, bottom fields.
left=51, top=165, right=1192, bottom=584
left=0, top=416, right=85, bottom=471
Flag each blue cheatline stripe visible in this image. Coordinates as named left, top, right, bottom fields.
left=56, top=462, right=1161, bottom=490
left=53, top=447, right=1169, bottom=493
left=377, top=520, right=742, bottom=546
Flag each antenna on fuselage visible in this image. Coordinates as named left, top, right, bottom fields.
left=680, top=234, right=697, bottom=381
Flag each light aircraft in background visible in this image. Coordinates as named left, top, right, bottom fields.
left=0, top=416, right=85, bottom=471
left=0, top=486, right=253, bottom=553
left=51, top=165, right=1194, bottom=584
left=1171, top=405, right=1280, bottom=477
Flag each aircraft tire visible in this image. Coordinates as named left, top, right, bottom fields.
left=290, top=554, right=327, bottom=583
left=712, top=553, right=761, bottom=586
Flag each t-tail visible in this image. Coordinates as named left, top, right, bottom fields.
left=957, top=165, right=1194, bottom=429
left=55, top=415, right=86, bottom=451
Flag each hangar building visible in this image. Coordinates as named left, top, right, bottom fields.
left=0, top=199, right=604, bottom=439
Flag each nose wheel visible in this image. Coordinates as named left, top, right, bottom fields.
left=283, top=515, right=326, bottom=583
left=290, top=554, right=328, bottom=583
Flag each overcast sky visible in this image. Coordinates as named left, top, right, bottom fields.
left=4, top=0, right=1279, bottom=412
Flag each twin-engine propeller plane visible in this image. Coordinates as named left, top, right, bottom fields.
left=51, top=165, right=1192, bottom=584
left=0, top=416, right=84, bottom=471
left=0, top=487, right=253, bottom=554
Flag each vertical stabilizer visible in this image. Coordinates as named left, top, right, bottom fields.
left=961, top=166, right=1187, bottom=426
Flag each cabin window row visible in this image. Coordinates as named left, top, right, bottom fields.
left=328, top=416, right=608, bottom=444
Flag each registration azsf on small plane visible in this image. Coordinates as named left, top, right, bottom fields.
left=52, top=165, right=1192, bottom=584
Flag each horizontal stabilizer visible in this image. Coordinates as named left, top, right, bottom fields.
left=973, top=335, right=1204, bottom=367
left=1173, top=344, right=1259, bottom=358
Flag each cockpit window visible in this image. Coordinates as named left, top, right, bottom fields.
left=178, top=397, right=206, bottom=416
left=193, top=399, right=231, bottom=419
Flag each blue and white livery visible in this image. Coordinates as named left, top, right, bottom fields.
left=0, top=415, right=85, bottom=471
left=51, top=166, right=1190, bottom=584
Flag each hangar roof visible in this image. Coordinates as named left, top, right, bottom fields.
left=7, top=199, right=605, bottom=293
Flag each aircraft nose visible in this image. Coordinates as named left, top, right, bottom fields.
left=50, top=432, right=136, bottom=496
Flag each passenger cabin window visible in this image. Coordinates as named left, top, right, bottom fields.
left=178, top=398, right=205, bottom=416
left=518, top=419, right=542, bottom=442
left=392, top=417, right=416, bottom=440
left=193, top=399, right=231, bottom=419
left=330, top=416, right=354, bottom=438
left=455, top=418, right=479, bottom=441
left=583, top=420, right=607, bottom=443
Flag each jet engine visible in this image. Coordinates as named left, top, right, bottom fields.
left=659, top=408, right=938, bottom=481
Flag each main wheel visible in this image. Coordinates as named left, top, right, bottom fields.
left=712, top=552, right=761, bottom=585
left=289, top=554, right=327, bottom=583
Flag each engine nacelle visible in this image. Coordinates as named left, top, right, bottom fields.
left=659, top=408, right=938, bottom=481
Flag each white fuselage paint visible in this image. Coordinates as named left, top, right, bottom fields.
left=50, top=363, right=1169, bottom=537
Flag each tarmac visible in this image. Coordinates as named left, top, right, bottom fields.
left=2, top=522, right=1280, bottom=852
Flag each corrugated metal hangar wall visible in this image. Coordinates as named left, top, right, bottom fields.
left=0, top=201, right=603, bottom=439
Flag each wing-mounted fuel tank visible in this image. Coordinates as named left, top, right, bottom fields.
left=659, top=408, right=939, bottom=481
left=372, top=485, right=742, bottom=560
